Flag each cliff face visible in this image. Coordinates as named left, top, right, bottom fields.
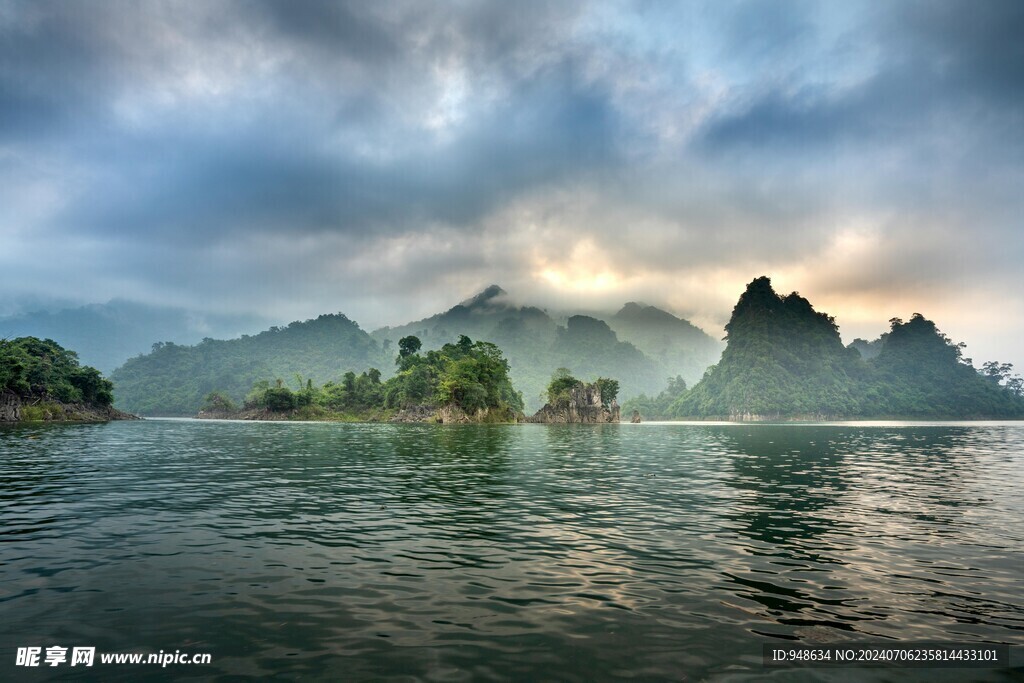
left=530, top=383, right=620, bottom=423
left=1, top=392, right=21, bottom=421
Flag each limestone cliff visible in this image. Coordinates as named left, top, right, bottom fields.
left=1, top=391, right=21, bottom=422
left=529, top=383, right=620, bottom=423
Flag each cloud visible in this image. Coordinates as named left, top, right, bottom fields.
left=1, top=0, right=1022, bottom=368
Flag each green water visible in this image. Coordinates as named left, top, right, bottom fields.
left=1, top=420, right=1022, bottom=681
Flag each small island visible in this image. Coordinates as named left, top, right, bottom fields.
left=0, top=337, right=137, bottom=422
left=529, top=369, right=621, bottom=423
left=198, top=335, right=526, bottom=423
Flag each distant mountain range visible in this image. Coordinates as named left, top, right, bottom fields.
left=102, top=285, right=722, bottom=415
left=372, top=285, right=722, bottom=411
left=0, top=300, right=271, bottom=373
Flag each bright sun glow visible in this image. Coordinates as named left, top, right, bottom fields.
left=533, top=239, right=624, bottom=292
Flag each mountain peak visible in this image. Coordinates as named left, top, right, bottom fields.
left=459, top=285, right=508, bottom=309
left=614, top=302, right=679, bottom=324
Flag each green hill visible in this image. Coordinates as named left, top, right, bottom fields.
left=111, top=314, right=388, bottom=415
left=672, top=277, right=1024, bottom=420
left=1, top=337, right=134, bottom=421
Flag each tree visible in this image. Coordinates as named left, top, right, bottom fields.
left=546, top=368, right=580, bottom=406
left=595, top=377, right=619, bottom=406
left=398, top=335, right=422, bottom=359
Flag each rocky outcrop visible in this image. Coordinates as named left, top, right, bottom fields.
left=529, top=383, right=620, bottom=423
left=417, top=404, right=522, bottom=424
left=0, top=392, right=21, bottom=422
left=1, top=395, right=139, bottom=423
left=630, top=410, right=641, bottom=423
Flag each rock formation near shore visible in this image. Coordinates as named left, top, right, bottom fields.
left=529, top=382, right=620, bottom=423
left=1, top=391, right=21, bottom=422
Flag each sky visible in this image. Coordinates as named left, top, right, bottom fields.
left=1, top=0, right=1022, bottom=367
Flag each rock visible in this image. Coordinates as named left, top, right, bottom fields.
left=0, top=392, right=22, bottom=422
left=630, top=409, right=641, bottom=423
left=529, top=382, right=620, bottom=423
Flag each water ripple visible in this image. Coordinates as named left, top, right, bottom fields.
left=1, top=420, right=1022, bottom=681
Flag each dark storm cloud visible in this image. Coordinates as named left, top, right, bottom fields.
left=2, top=0, right=620, bottom=247
left=51, top=57, right=621, bottom=246
left=1, top=0, right=1022, bottom=367
left=698, top=0, right=1024, bottom=155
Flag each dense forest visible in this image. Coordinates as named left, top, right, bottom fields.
left=671, top=277, right=1024, bottom=419
left=204, top=334, right=523, bottom=422
left=0, top=337, right=126, bottom=421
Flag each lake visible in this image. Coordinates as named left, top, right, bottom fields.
left=1, top=420, right=1022, bottom=681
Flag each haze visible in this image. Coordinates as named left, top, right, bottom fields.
left=1, top=1, right=1022, bottom=369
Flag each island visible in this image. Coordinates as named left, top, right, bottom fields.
left=528, top=370, right=621, bottom=423
left=198, top=335, right=526, bottom=423
left=0, top=337, right=137, bottom=422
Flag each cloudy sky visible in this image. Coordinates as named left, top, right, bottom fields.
left=1, top=0, right=1022, bottom=366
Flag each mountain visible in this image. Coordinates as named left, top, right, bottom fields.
left=0, top=300, right=271, bottom=373
left=108, top=285, right=724, bottom=415
left=672, top=276, right=1024, bottom=419
left=673, top=276, right=865, bottom=419
left=867, top=314, right=1024, bottom=417
left=848, top=335, right=887, bottom=360
left=110, top=314, right=388, bottom=415
left=607, top=302, right=723, bottom=386
left=373, top=286, right=719, bottom=411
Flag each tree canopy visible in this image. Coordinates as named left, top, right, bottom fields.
left=0, top=337, right=113, bottom=407
left=241, top=334, right=523, bottom=420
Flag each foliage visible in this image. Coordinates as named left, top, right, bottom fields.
left=594, top=377, right=619, bottom=407
left=239, top=334, right=523, bottom=419
left=398, top=335, right=422, bottom=358
left=200, top=391, right=237, bottom=413
left=372, top=287, right=721, bottom=412
left=546, top=368, right=581, bottom=406
left=622, top=375, right=687, bottom=419
left=0, top=337, right=114, bottom=407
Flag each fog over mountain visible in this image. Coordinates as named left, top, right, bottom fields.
left=110, top=285, right=722, bottom=415
left=0, top=301, right=272, bottom=373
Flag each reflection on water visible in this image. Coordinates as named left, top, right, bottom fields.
left=0, top=420, right=1022, bottom=682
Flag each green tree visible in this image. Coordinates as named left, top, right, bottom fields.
left=595, top=377, right=619, bottom=406
left=398, top=335, right=422, bottom=358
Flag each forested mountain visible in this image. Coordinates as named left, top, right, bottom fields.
left=672, top=277, right=1024, bottom=419
left=607, top=302, right=722, bottom=386
left=372, top=286, right=719, bottom=410
left=111, top=314, right=388, bottom=415
left=0, top=300, right=270, bottom=373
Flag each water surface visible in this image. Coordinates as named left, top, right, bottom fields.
left=1, top=420, right=1022, bottom=681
